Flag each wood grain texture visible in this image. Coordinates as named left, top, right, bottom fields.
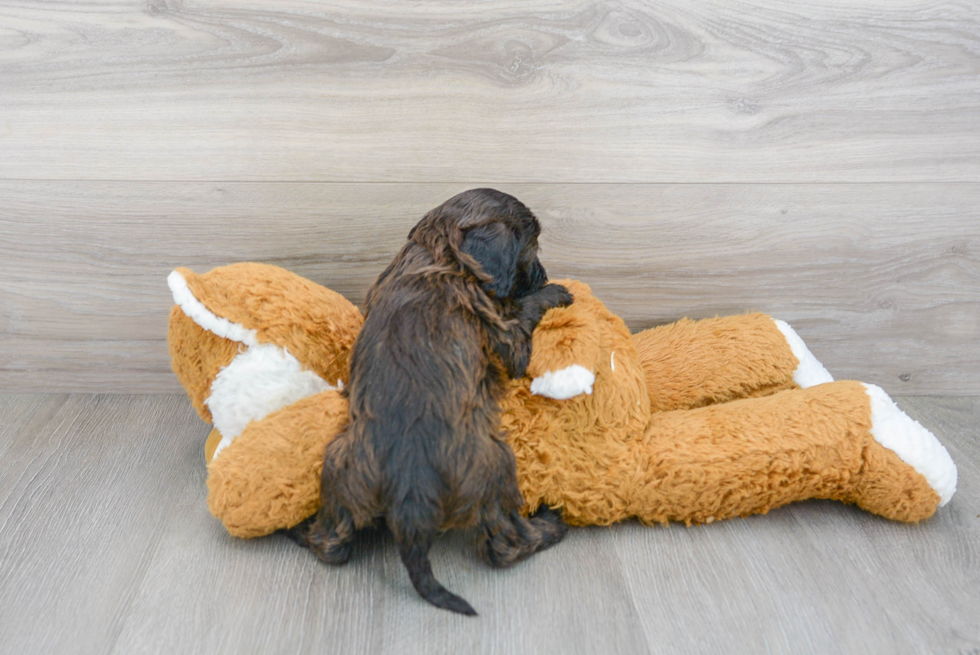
left=0, top=393, right=975, bottom=654
left=0, top=394, right=209, bottom=655
left=0, top=0, right=978, bottom=182
left=615, top=394, right=980, bottom=654
left=1, top=182, right=977, bottom=394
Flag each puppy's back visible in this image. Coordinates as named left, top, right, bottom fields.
left=343, top=244, right=515, bottom=530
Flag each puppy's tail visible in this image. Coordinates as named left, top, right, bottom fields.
left=396, top=534, right=477, bottom=616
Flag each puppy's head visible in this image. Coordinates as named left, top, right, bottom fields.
left=410, top=189, right=548, bottom=300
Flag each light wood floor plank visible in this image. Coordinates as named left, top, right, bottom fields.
left=0, top=394, right=67, bottom=461
left=111, top=480, right=651, bottom=654
left=0, top=394, right=210, bottom=655
left=2, top=182, right=977, bottom=394
left=0, top=394, right=975, bottom=654
left=1, top=394, right=976, bottom=653
left=613, top=395, right=980, bottom=654
left=109, top=491, right=390, bottom=653
left=0, top=1, right=977, bottom=182
left=374, top=528, right=651, bottom=655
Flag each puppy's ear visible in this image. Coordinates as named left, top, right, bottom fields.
left=461, top=222, right=519, bottom=298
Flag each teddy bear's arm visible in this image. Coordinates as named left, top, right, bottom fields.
left=632, top=313, right=832, bottom=413
left=525, top=280, right=605, bottom=400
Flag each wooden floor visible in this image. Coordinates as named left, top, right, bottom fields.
left=0, top=393, right=977, bottom=654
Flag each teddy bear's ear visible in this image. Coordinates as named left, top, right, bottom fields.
left=169, top=263, right=363, bottom=389
left=526, top=279, right=601, bottom=399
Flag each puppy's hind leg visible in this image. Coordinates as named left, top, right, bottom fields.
left=283, top=516, right=317, bottom=548
left=481, top=505, right=569, bottom=568
left=296, top=432, right=367, bottom=564
left=300, top=505, right=357, bottom=565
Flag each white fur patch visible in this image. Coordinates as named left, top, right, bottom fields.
left=168, top=270, right=258, bottom=347
left=863, top=383, right=957, bottom=506
left=207, top=343, right=336, bottom=458
left=169, top=269, right=335, bottom=459
left=773, top=319, right=833, bottom=388
left=530, top=365, right=595, bottom=400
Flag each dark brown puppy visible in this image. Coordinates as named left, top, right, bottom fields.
left=292, top=189, right=571, bottom=615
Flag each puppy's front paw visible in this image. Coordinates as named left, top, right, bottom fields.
left=539, top=283, right=574, bottom=311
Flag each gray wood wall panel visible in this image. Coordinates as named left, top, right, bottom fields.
left=0, top=1, right=977, bottom=183
left=0, top=0, right=978, bottom=393
left=1, top=182, right=977, bottom=394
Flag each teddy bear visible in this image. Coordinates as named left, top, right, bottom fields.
left=167, top=263, right=957, bottom=539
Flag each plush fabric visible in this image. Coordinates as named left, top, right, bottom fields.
left=168, top=263, right=362, bottom=425
left=206, top=390, right=349, bottom=538
left=630, top=381, right=939, bottom=526
left=633, top=313, right=802, bottom=413
left=168, top=264, right=957, bottom=538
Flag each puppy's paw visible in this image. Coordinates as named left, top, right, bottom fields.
left=303, top=515, right=355, bottom=565
left=481, top=507, right=569, bottom=567
left=482, top=529, right=527, bottom=568
left=309, top=534, right=354, bottom=565
left=538, top=283, right=574, bottom=311
left=528, top=505, right=569, bottom=550
left=283, top=517, right=316, bottom=548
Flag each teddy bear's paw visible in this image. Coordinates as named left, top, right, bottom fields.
left=773, top=319, right=834, bottom=388
left=529, top=364, right=595, bottom=399
left=864, top=383, right=957, bottom=507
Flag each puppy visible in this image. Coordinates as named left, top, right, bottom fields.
left=292, top=189, right=572, bottom=615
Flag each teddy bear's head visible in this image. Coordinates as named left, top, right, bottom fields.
left=168, top=263, right=362, bottom=461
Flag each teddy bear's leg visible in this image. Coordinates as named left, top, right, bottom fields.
left=629, top=381, right=956, bottom=525
left=854, top=384, right=957, bottom=520
left=632, top=313, right=833, bottom=412
left=206, top=389, right=349, bottom=538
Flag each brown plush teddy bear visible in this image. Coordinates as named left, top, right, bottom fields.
left=168, top=263, right=957, bottom=539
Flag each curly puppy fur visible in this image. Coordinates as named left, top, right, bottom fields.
left=292, top=189, right=571, bottom=615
